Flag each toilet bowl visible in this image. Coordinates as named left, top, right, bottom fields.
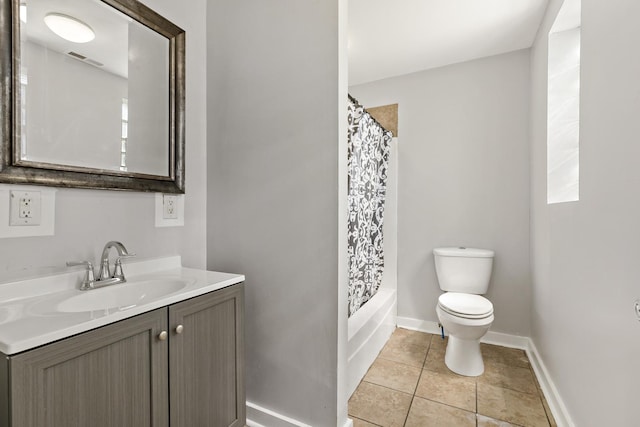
left=436, top=292, right=494, bottom=376
left=433, top=247, right=495, bottom=376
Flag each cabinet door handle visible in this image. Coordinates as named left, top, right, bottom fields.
left=158, top=331, right=168, bottom=341
left=175, top=324, right=184, bottom=334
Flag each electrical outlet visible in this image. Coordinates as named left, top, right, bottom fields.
left=19, top=197, right=33, bottom=218
left=155, top=193, right=184, bottom=227
left=163, top=194, right=178, bottom=219
left=9, top=190, right=41, bottom=226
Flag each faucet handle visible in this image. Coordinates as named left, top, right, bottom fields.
left=66, top=261, right=96, bottom=290
left=67, top=260, right=93, bottom=268
left=113, top=254, right=135, bottom=281
left=98, top=259, right=112, bottom=280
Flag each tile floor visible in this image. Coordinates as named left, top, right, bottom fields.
left=349, top=328, right=556, bottom=427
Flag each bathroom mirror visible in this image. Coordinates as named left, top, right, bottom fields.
left=0, top=0, right=185, bottom=192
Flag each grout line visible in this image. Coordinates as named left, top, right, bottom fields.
left=413, top=395, right=476, bottom=415
left=360, top=380, right=414, bottom=397
left=377, top=354, right=427, bottom=370
left=350, top=415, right=383, bottom=427
left=411, top=364, right=424, bottom=396
left=401, top=394, right=414, bottom=427
left=475, top=378, right=541, bottom=397
left=476, top=372, right=479, bottom=426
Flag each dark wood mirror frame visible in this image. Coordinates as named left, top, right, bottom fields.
left=0, top=0, right=185, bottom=193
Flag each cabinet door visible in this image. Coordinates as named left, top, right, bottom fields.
left=169, top=283, right=245, bottom=427
left=10, top=309, right=169, bottom=427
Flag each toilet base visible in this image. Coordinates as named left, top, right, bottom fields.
left=444, top=335, right=484, bottom=376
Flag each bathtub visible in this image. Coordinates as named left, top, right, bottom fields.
left=347, top=287, right=397, bottom=397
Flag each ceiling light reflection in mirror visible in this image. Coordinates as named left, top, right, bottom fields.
left=44, top=13, right=95, bottom=43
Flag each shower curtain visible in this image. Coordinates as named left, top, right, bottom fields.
left=347, top=95, right=392, bottom=317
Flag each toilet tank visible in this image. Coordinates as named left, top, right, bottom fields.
left=433, top=247, right=494, bottom=294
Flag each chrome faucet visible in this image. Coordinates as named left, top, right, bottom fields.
left=67, top=241, right=136, bottom=290
left=98, top=241, right=134, bottom=281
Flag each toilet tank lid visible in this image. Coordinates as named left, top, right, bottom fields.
left=433, top=247, right=494, bottom=258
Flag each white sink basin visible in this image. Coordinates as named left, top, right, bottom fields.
left=0, top=255, right=245, bottom=355
left=57, top=278, right=191, bottom=313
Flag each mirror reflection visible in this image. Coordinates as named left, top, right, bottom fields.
left=19, top=0, right=170, bottom=177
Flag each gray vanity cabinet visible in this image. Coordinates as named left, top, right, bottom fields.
left=6, top=309, right=169, bottom=427
left=169, top=283, right=245, bottom=427
left=0, top=282, right=245, bottom=427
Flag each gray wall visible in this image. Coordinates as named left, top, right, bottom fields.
left=206, top=0, right=341, bottom=426
left=0, top=0, right=208, bottom=273
left=127, top=21, right=170, bottom=176
left=350, top=50, right=531, bottom=336
left=530, top=0, right=640, bottom=425
left=24, top=41, right=126, bottom=171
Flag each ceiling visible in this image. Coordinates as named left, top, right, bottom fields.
left=25, top=0, right=131, bottom=77
left=348, top=0, right=549, bottom=86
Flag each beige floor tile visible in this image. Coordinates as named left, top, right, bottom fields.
left=379, top=340, right=428, bottom=368
left=477, top=414, right=522, bottom=426
left=404, top=396, right=475, bottom=427
left=350, top=332, right=553, bottom=427
left=352, top=417, right=381, bottom=427
left=389, top=328, right=432, bottom=349
left=423, top=345, right=452, bottom=374
left=348, top=381, right=412, bottom=427
left=477, top=382, right=549, bottom=427
left=479, top=361, right=538, bottom=394
left=481, top=343, right=530, bottom=369
left=430, top=334, right=448, bottom=352
left=364, top=357, right=422, bottom=394
left=377, top=328, right=431, bottom=368
left=415, top=369, right=476, bottom=412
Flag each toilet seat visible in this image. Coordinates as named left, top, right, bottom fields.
left=438, top=292, right=493, bottom=319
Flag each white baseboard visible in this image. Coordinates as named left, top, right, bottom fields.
left=396, top=316, right=441, bottom=335
left=397, top=316, right=528, bottom=349
left=246, top=401, right=354, bottom=427
left=396, top=315, right=574, bottom=427
left=526, top=339, right=575, bottom=427
left=246, top=401, right=312, bottom=427
left=482, top=330, right=530, bottom=349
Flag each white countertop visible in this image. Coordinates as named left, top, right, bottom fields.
left=0, top=256, right=245, bottom=355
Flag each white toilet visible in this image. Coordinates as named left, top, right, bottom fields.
left=433, top=247, right=495, bottom=376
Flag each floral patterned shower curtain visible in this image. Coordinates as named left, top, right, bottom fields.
left=348, top=95, right=392, bottom=317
